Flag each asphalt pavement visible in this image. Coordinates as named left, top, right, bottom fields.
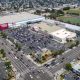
left=0, top=37, right=80, bottom=80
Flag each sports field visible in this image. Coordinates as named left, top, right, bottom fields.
left=57, top=8, right=80, bottom=25
left=58, top=16, right=80, bottom=25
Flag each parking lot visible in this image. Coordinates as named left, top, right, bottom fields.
left=6, top=25, right=68, bottom=53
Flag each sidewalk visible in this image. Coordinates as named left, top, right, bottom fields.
left=54, top=68, right=65, bottom=80
left=26, top=55, right=55, bottom=67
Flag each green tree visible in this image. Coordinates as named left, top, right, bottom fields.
left=0, top=31, right=7, bottom=38
left=51, top=50, right=57, bottom=57
left=45, top=8, right=51, bottom=13
left=34, top=10, right=41, bottom=15
left=36, top=54, right=43, bottom=63
left=65, top=63, right=72, bottom=71
left=15, top=43, right=21, bottom=51
left=68, top=43, right=75, bottom=49
left=48, top=13, right=57, bottom=19
left=51, top=50, right=64, bottom=57
left=0, top=49, right=5, bottom=57
left=63, top=7, right=70, bottom=10
left=75, top=40, right=79, bottom=46
left=42, top=56, right=46, bottom=61
left=57, top=10, right=64, bottom=16
left=50, top=9, right=55, bottom=13
left=5, top=61, right=11, bottom=69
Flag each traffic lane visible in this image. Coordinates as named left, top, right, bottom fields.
left=54, top=46, right=80, bottom=64
left=7, top=53, right=30, bottom=73
left=2, top=37, right=37, bottom=68
left=45, top=52, right=80, bottom=74
left=0, top=37, right=52, bottom=79
left=42, top=46, right=80, bottom=75
left=0, top=45, right=24, bottom=72
left=0, top=36, right=80, bottom=77
left=0, top=38, right=35, bottom=70
left=0, top=41, right=30, bottom=73
left=13, top=51, right=38, bottom=71
left=24, top=69, right=53, bottom=80
left=16, top=51, right=36, bottom=67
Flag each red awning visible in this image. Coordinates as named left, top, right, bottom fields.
left=0, top=23, right=8, bottom=30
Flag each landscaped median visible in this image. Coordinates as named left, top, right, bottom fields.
left=25, top=48, right=65, bottom=66
left=0, top=48, right=16, bottom=80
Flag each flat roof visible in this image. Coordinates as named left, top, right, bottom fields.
left=64, top=23, right=80, bottom=31
left=72, top=61, right=80, bottom=73
left=0, top=12, right=44, bottom=24
left=50, top=29, right=76, bottom=39
left=56, top=21, right=80, bottom=31
left=44, top=19, right=80, bottom=31
left=33, top=22, right=62, bottom=33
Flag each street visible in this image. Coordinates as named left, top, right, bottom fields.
left=0, top=37, right=80, bottom=80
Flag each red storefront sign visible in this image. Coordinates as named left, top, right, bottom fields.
left=0, top=23, right=8, bottom=30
